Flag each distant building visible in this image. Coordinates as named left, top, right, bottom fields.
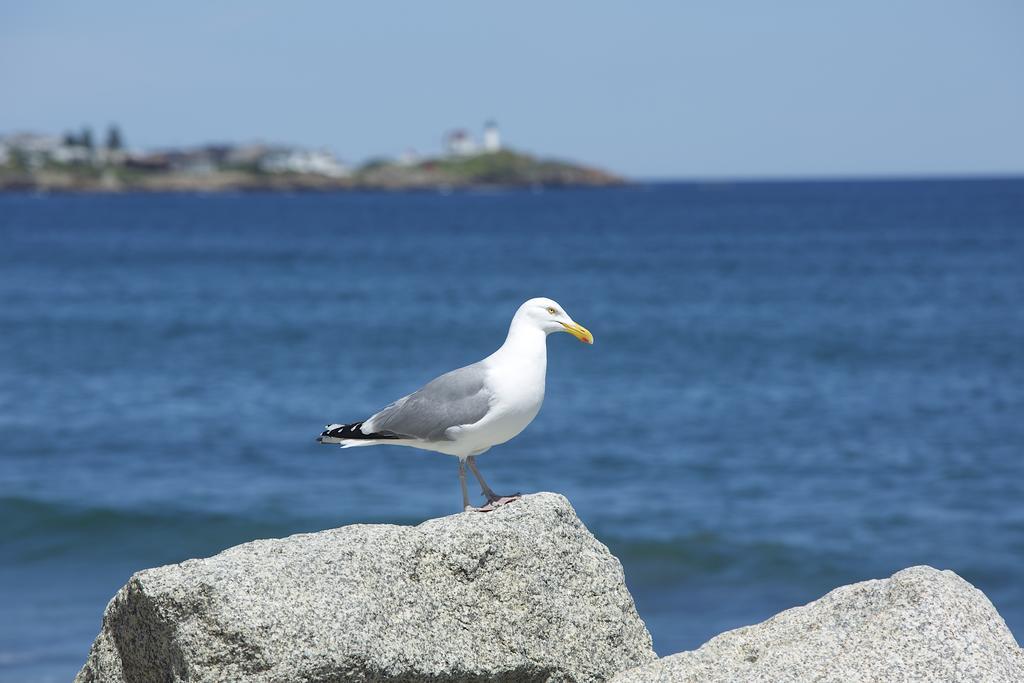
left=50, top=145, right=93, bottom=164
left=259, top=147, right=350, bottom=178
left=167, top=149, right=218, bottom=175
left=1, top=133, right=63, bottom=168
left=124, top=153, right=172, bottom=171
left=0, top=128, right=130, bottom=167
left=3, top=132, right=61, bottom=154
left=444, top=129, right=478, bottom=157
left=444, top=122, right=502, bottom=157
left=94, top=147, right=127, bottom=166
left=483, top=120, right=501, bottom=152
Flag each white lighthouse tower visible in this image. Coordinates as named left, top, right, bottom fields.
left=483, top=120, right=501, bottom=152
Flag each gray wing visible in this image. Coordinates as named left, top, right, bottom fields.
left=365, top=362, right=492, bottom=442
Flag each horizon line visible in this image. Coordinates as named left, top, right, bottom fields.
left=632, top=171, right=1024, bottom=184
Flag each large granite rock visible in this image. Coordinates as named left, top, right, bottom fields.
left=612, top=565, right=1024, bottom=683
left=75, top=493, right=654, bottom=683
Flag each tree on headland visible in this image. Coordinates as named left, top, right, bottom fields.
left=81, top=126, right=94, bottom=151
left=63, top=131, right=78, bottom=147
left=106, top=124, right=123, bottom=151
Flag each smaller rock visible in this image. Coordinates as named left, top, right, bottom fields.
left=612, top=566, right=1024, bottom=683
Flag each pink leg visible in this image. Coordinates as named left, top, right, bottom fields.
left=458, top=459, right=472, bottom=511
left=466, top=456, right=520, bottom=512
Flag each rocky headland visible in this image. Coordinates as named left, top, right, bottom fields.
left=76, top=493, right=1024, bottom=682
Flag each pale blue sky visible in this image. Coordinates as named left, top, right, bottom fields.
left=2, top=1, right=1022, bottom=178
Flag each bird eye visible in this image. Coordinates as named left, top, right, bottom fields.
left=546, top=307, right=557, bottom=315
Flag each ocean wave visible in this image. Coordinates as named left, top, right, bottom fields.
left=1, top=496, right=309, bottom=566
left=605, top=533, right=849, bottom=588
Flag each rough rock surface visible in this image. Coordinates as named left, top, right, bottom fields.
left=612, top=565, right=1024, bottom=683
left=75, top=492, right=654, bottom=683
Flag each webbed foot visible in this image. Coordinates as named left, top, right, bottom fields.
left=466, top=493, right=521, bottom=512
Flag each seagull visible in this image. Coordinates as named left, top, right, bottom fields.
left=317, top=297, right=593, bottom=512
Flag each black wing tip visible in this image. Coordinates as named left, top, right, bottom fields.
left=318, top=421, right=404, bottom=441
left=323, top=422, right=362, bottom=439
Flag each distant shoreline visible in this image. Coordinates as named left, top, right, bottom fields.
left=0, top=184, right=624, bottom=196
left=0, top=148, right=624, bottom=194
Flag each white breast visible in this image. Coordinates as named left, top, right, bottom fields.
left=446, top=326, right=548, bottom=455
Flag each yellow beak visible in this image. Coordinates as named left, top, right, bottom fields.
left=560, top=321, right=594, bottom=345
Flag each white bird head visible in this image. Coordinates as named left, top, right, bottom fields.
left=514, top=297, right=594, bottom=344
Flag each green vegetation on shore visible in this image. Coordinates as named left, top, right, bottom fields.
left=353, top=150, right=622, bottom=190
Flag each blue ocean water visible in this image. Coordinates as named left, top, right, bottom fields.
left=1, top=180, right=1023, bottom=682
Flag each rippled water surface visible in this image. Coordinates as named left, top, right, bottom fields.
left=2, top=180, right=1023, bottom=681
